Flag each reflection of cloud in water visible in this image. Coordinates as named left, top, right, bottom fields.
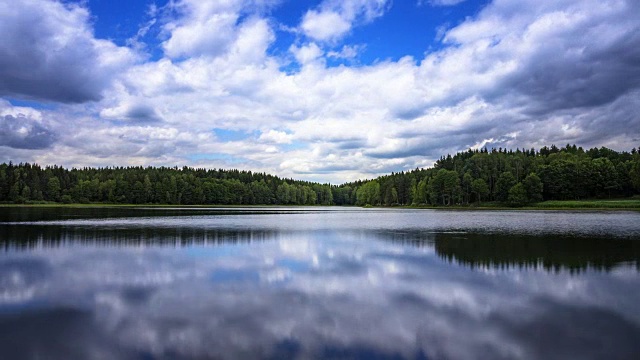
left=0, top=258, right=51, bottom=303
left=0, top=228, right=638, bottom=359
left=1, top=209, right=640, bottom=359
left=3, top=214, right=639, bottom=273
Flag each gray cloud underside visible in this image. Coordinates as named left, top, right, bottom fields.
left=0, top=1, right=132, bottom=103
left=0, top=115, right=57, bottom=150
left=502, top=30, right=640, bottom=115
left=123, top=104, right=163, bottom=123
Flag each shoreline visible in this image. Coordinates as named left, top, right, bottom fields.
left=1, top=200, right=639, bottom=211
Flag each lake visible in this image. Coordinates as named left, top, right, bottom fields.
left=1, top=207, right=639, bottom=360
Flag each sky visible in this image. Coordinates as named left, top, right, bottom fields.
left=1, top=0, right=639, bottom=184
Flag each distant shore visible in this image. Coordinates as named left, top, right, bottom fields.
left=1, top=199, right=639, bottom=211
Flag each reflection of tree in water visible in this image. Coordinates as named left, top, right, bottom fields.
left=438, top=234, right=640, bottom=273
left=0, top=225, right=276, bottom=250
left=3, top=224, right=639, bottom=273
left=0, top=207, right=302, bottom=222
left=380, top=231, right=640, bottom=273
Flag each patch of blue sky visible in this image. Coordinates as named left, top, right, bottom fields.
left=348, top=0, right=491, bottom=65
left=281, top=141, right=307, bottom=152
left=213, top=128, right=256, bottom=142
left=269, top=2, right=312, bottom=72
left=7, top=98, right=58, bottom=110
left=85, top=0, right=156, bottom=45
left=277, top=62, right=302, bottom=75
left=269, top=28, right=299, bottom=72
left=83, top=0, right=166, bottom=61
left=270, top=0, right=324, bottom=29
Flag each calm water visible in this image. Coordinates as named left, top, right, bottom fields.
left=1, top=207, right=639, bottom=360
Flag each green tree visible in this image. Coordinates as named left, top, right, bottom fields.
left=20, top=185, right=31, bottom=202
left=508, top=182, right=529, bottom=207
left=592, top=158, right=620, bottom=198
left=542, top=159, right=578, bottom=200
left=462, top=172, right=473, bottom=205
left=471, top=178, right=489, bottom=204
left=304, top=186, right=317, bottom=205
left=100, top=179, right=116, bottom=203
left=384, top=186, right=398, bottom=206
left=320, top=185, right=333, bottom=205
left=630, top=155, right=640, bottom=192
left=495, top=171, right=517, bottom=202
left=414, top=178, right=429, bottom=205
left=9, top=182, right=21, bottom=202
left=522, top=172, right=543, bottom=203
left=47, top=176, right=61, bottom=202
left=356, top=180, right=380, bottom=206
left=276, top=183, right=292, bottom=204
left=429, top=169, right=461, bottom=205
left=131, top=181, right=146, bottom=204
left=143, top=175, right=153, bottom=203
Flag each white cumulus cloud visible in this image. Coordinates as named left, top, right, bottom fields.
left=300, top=0, right=391, bottom=42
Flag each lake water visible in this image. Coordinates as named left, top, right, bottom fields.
left=1, top=207, right=639, bottom=360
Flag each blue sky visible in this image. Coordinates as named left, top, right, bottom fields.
left=83, top=0, right=490, bottom=65
left=1, top=0, right=639, bottom=183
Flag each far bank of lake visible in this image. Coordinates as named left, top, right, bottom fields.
left=3, top=198, right=640, bottom=211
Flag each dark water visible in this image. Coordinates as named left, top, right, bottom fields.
left=1, top=207, right=639, bottom=360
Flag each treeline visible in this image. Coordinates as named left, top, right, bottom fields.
left=0, top=165, right=334, bottom=205
left=343, top=144, right=640, bottom=207
left=1, top=144, right=639, bottom=206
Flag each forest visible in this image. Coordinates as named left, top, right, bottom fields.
left=1, top=144, right=639, bottom=207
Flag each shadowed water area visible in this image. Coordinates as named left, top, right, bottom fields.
left=1, top=207, right=639, bottom=359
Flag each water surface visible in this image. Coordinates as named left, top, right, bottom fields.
left=1, top=207, right=639, bottom=359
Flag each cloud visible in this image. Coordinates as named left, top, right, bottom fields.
left=300, top=0, right=391, bottom=42
left=289, top=42, right=324, bottom=64
left=0, top=0, right=137, bottom=103
left=0, top=102, right=58, bottom=150
left=161, top=0, right=277, bottom=60
left=327, top=44, right=365, bottom=60
left=161, top=0, right=243, bottom=58
left=442, top=0, right=640, bottom=114
left=100, top=101, right=163, bottom=123
left=259, top=130, right=293, bottom=144
left=60, top=125, right=206, bottom=160
left=300, top=10, right=352, bottom=43
left=124, top=104, right=162, bottom=123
